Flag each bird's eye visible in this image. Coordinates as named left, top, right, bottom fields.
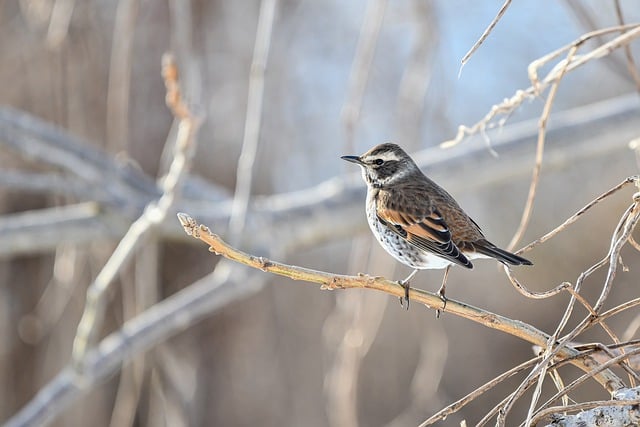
left=374, top=158, right=384, bottom=166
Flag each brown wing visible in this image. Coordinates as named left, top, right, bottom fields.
left=376, top=188, right=473, bottom=269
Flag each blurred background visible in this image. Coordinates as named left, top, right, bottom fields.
left=1, top=0, right=640, bottom=426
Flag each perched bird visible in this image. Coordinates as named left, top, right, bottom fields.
left=342, top=143, right=532, bottom=310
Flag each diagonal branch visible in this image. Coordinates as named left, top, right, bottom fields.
left=176, top=212, right=624, bottom=393
left=459, top=0, right=512, bottom=74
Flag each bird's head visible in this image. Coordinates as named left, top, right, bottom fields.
left=341, top=143, right=417, bottom=188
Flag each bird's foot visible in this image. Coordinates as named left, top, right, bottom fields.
left=397, top=270, right=418, bottom=310
left=435, top=266, right=451, bottom=318
left=397, top=279, right=410, bottom=310
left=435, top=287, right=447, bottom=318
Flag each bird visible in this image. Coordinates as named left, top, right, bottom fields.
left=341, top=142, right=532, bottom=310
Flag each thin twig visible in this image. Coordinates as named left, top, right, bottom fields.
left=71, top=55, right=202, bottom=368
left=418, top=356, right=541, bottom=426
left=498, top=194, right=640, bottom=424
left=105, top=0, right=139, bottom=154
left=613, top=0, right=640, bottom=91
left=459, top=0, right=512, bottom=75
left=593, top=198, right=640, bottom=312
left=442, top=24, right=640, bottom=149
left=533, top=346, right=640, bottom=416
left=507, top=194, right=640, bottom=424
left=45, top=0, right=76, bottom=48
left=503, top=176, right=638, bottom=300
left=227, top=0, right=278, bottom=244
left=519, top=176, right=637, bottom=253
left=5, top=267, right=270, bottom=427
left=520, top=193, right=640, bottom=423
left=508, top=45, right=577, bottom=251
left=341, top=0, right=388, bottom=152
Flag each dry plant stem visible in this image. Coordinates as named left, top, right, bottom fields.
left=418, top=356, right=542, bottom=426
left=46, top=0, right=76, bottom=47
left=478, top=382, right=540, bottom=427
left=527, top=24, right=640, bottom=93
left=105, top=0, right=138, bottom=153
left=476, top=357, right=584, bottom=427
left=177, top=213, right=624, bottom=392
left=459, top=0, right=512, bottom=74
left=341, top=0, right=388, bottom=151
left=555, top=199, right=640, bottom=341
left=533, top=347, right=640, bottom=419
left=450, top=190, right=640, bottom=425
left=548, top=369, right=568, bottom=408
left=503, top=196, right=640, bottom=424
left=393, top=0, right=434, bottom=147
left=623, top=316, right=640, bottom=342
left=227, top=0, right=277, bottom=243
left=504, top=271, right=570, bottom=299
left=629, top=234, right=640, bottom=251
left=6, top=268, right=270, bottom=427
left=522, top=197, right=633, bottom=421
left=504, top=175, right=638, bottom=300
left=442, top=24, right=640, bottom=149
left=507, top=45, right=577, bottom=251
left=71, top=55, right=201, bottom=367
left=520, top=176, right=637, bottom=253
left=614, top=0, right=640, bottom=90
left=551, top=199, right=640, bottom=347
left=583, top=344, right=640, bottom=385
left=326, top=239, right=391, bottom=427
left=592, top=198, right=640, bottom=312
left=600, top=298, right=640, bottom=323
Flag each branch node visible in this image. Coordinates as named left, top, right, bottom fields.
left=258, top=257, right=272, bottom=271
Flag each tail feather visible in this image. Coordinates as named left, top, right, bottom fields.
left=473, top=240, right=533, bottom=266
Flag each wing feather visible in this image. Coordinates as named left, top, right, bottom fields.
left=377, top=206, right=472, bottom=268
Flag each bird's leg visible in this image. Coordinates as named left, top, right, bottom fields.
left=398, top=269, right=418, bottom=310
left=435, top=265, right=451, bottom=318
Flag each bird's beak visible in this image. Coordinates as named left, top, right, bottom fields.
left=341, top=155, right=363, bottom=165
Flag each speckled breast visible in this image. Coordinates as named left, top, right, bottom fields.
left=365, top=190, right=453, bottom=270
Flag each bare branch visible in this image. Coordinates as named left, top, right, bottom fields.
left=442, top=24, right=640, bottom=149
left=613, top=0, right=640, bottom=91
left=419, top=356, right=541, bottom=426
left=71, top=55, right=202, bottom=367
left=519, top=176, right=637, bottom=253
left=507, top=45, right=577, bottom=251
left=176, top=212, right=624, bottom=393
left=105, top=0, right=139, bottom=153
left=4, top=267, right=268, bottom=427
left=46, top=0, right=76, bottom=48
left=341, top=0, right=388, bottom=151
left=227, top=0, right=278, bottom=243
left=459, top=0, right=512, bottom=74
left=1, top=93, right=637, bottom=258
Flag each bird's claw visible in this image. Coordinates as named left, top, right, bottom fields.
left=398, top=279, right=410, bottom=310
left=435, top=288, right=447, bottom=318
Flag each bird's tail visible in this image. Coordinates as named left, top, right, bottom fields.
left=473, top=240, right=533, bottom=266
